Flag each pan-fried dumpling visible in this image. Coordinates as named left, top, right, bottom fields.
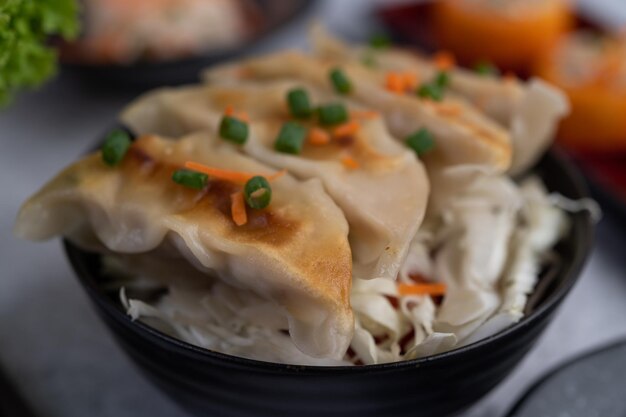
left=122, top=81, right=429, bottom=280
left=203, top=51, right=513, bottom=172
left=15, top=132, right=354, bottom=359
left=310, top=27, right=569, bottom=175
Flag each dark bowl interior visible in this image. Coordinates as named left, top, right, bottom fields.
left=64, top=148, right=593, bottom=417
left=61, top=0, right=317, bottom=90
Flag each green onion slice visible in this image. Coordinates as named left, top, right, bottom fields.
left=329, top=68, right=352, bottom=94
left=369, top=33, right=391, bottom=49
left=317, top=103, right=349, bottom=126
left=405, top=129, right=435, bottom=156
left=435, top=71, right=451, bottom=88
left=244, top=176, right=272, bottom=209
left=172, top=169, right=208, bottom=189
left=361, top=52, right=377, bottom=68
left=416, top=83, right=444, bottom=101
left=101, top=129, right=132, bottom=166
left=287, top=88, right=313, bottom=119
left=274, top=122, right=307, bottom=154
left=219, top=116, right=249, bottom=144
left=474, top=61, right=500, bottom=76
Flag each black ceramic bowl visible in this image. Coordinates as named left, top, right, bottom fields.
left=63, top=149, right=593, bottom=417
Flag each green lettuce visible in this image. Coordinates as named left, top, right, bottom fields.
left=0, top=0, right=78, bottom=105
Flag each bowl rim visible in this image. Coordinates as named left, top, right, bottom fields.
left=505, top=338, right=626, bottom=417
left=64, top=148, right=594, bottom=374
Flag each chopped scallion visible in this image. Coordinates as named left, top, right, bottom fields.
left=435, top=71, right=451, bottom=88
left=361, top=52, right=377, bottom=68
left=417, top=83, right=444, bottom=101
left=329, top=68, right=352, bottom=94
left=317, top=103, right=349, bottom=126
left=369, top=33, right=391, bottom=49
left=219, top=116, right=248, bottom=144
left=244, top=176, right=272, bottom=209
left=101, top=129, right=132, bottom=166
left=287, top=88, right=313, bottom=119
left=405, top=129, right=435, bottom=156
left=474, top=61, right=500, bottom=76
left=274, top=122, right=307, bottom=154
left=172, top=169, right=208, bottom=189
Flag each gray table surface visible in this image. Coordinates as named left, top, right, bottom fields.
left=1, top=1, right=626, bottom=416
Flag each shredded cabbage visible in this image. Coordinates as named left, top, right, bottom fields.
left=106, top=173, right=572, bottom=366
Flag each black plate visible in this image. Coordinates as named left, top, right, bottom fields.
left=62, top=139, right=594, bottom=417
left=61, top=0, right=317, bottom=89
left=507, top=340, right=626, bottom=417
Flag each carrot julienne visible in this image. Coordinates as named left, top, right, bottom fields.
left=397, top=282, right=447, bottom=297
left=223, top=105, right=250, bottom=122
left=341, top=155, right=360, bottom=170
left=230, top=191, right=248, bottom=226
left=386, top=72, right=405, bottom=93
left=333, top=121, right=360, bottom=139
left=385, top=72, right=419, bottom=93
left=183, top=162, right=285, bottom=184
left=350, top=110, right=380, bottom=120
left=402, top=72, right=419, bottom=90
left=434, top=51, right=456, bottom=71
left=308, top=127, right=331, bottom=145
left=431, top=102, right=462, bottom=117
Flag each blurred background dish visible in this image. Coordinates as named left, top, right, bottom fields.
left=60, top=0, right=260, bottom=65
left=534, top=30, right=626, bottom=152
left=60, top=0, right=317, bottom=88
left=432, top=0, right=572, bottom=73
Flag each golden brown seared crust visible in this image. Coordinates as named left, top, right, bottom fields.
left=124, top=135, right=353, bottom=307
left=16, top=132, right=354, bottom=358
left=123, top=74, right=429, bottom=281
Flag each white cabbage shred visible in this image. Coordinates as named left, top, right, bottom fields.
left=107, top=173, right=569, bottom=366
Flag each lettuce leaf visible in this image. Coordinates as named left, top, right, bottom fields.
left=0, top=0, right=78, bottom=105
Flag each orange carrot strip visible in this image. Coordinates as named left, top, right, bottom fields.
left=397, top=283, right=447, bottom=297
left=230, top=191, right=247, bottom=226
left=185, top=161, right=285, bottom=184
left=332, top=121, right=360, bottom=139
left=224, top=105, right=249, bottom=122
left=402, top=72, right=419, bottom=90
left=432, top=102, right=462, bottom=117
left=185, top=162, right=256, bottom=184
left=386, top=72, right=405, bottom=93
left=350, top=110, right=380, bottom=120
left=236, top=111, right=250, bottom=123
left=341, top=155, right=360, bottom=170
left=267, top=169, right=287, bottom=181
left=308, top=127, right=331, bottom=145
left=434, top=51, right=456, bottom=71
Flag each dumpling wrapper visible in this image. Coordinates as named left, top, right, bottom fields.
left=460, top=177, right=568, bottom=346
left=122, top=80, right=429, bottom=280
left=427, top=165, right=523, bottom=342
left=202, top=51, right=513, bottom=173
left=15, top=132, right=354, bottom=359
left=309, top=27, right=569, bottom=174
